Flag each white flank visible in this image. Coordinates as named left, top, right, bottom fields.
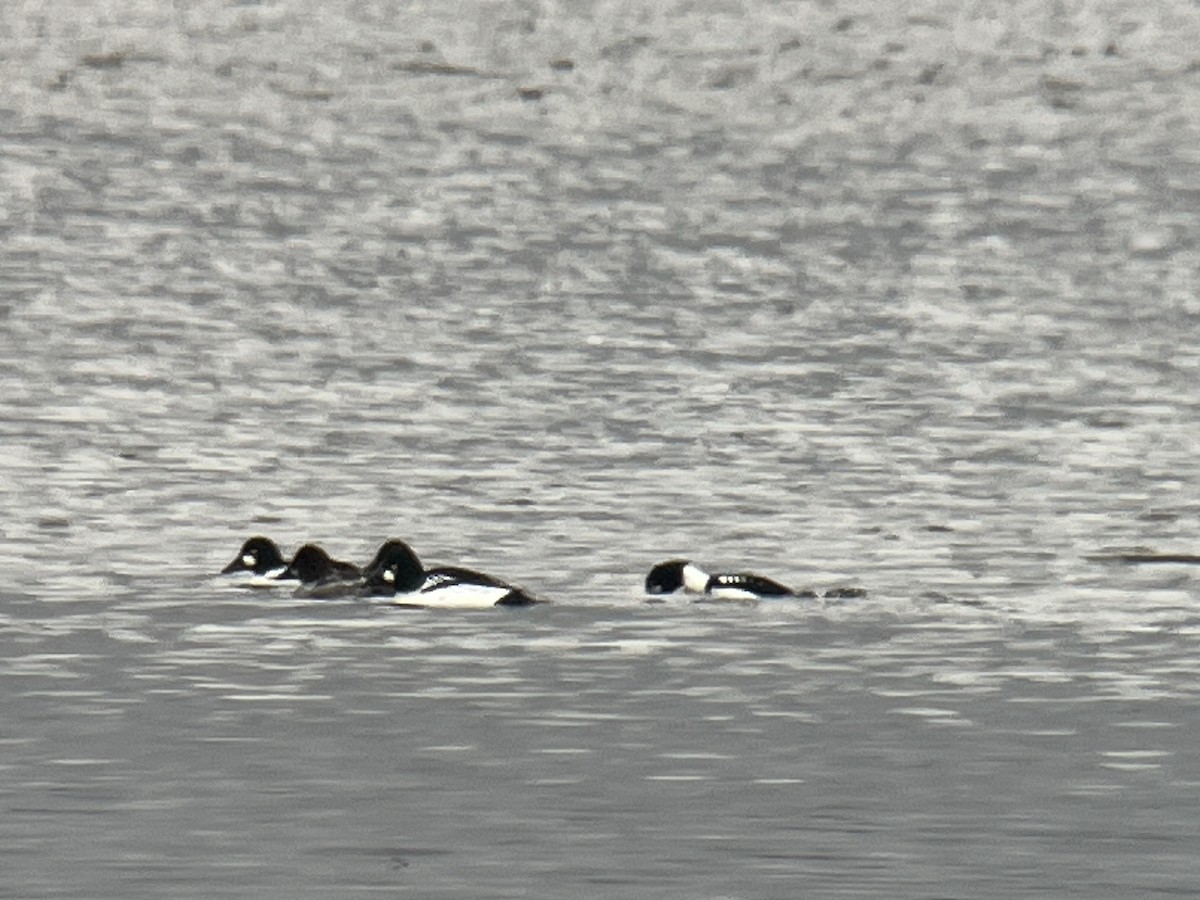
left=396, top=582, right=511, bottom=609
left=707, top=585, right=761, bottom=601
left=222, top=566, right=291, bottom=588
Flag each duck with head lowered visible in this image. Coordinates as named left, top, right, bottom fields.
left=645, top=559, right=864, bottom=601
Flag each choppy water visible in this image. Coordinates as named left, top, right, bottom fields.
left=4, top=1, right=1200, bottom=896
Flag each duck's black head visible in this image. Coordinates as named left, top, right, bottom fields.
left=644, top=559, right=690, bottom=594
left=362, top=539, right=421, bottom=579
left=360, top=539, right=426, bottom=595
left=221, top=536, right=287, bottom=575
left=285, top=544, right=339, bottom=584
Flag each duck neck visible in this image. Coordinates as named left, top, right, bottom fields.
left=682, top=563, right=711, bottom=593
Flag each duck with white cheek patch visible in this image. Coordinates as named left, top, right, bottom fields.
left=220, top=536, right=295, bottom=587
left=644, top=559, right=864, bottom=601
left=359, top=539, right=545, bottom=609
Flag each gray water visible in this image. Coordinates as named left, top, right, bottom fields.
left=4, top=1, right=1200, bottom=896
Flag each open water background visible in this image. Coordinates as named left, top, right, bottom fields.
left=4, top=1, right=1200, bottom=896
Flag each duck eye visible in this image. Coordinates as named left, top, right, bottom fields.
left=243, top=553, right=256, bottom=567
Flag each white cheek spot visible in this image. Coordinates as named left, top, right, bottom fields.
left=383, top=569, right=395, bottom=584
left=243, top=553, right=257, bottom=567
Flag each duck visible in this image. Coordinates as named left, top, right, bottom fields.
left=282, top=544, right=362, bottom=597
left=219, top=536, right=294, bottom=587
left=359, top=538, right=542, bottom=608
left=644, top=559, right=865, bottom=601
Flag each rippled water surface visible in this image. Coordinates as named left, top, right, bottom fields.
left=4, top=1, right=1200, bottom=896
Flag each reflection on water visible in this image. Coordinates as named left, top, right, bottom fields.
left=4, top=0, right=1200, bottom=896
